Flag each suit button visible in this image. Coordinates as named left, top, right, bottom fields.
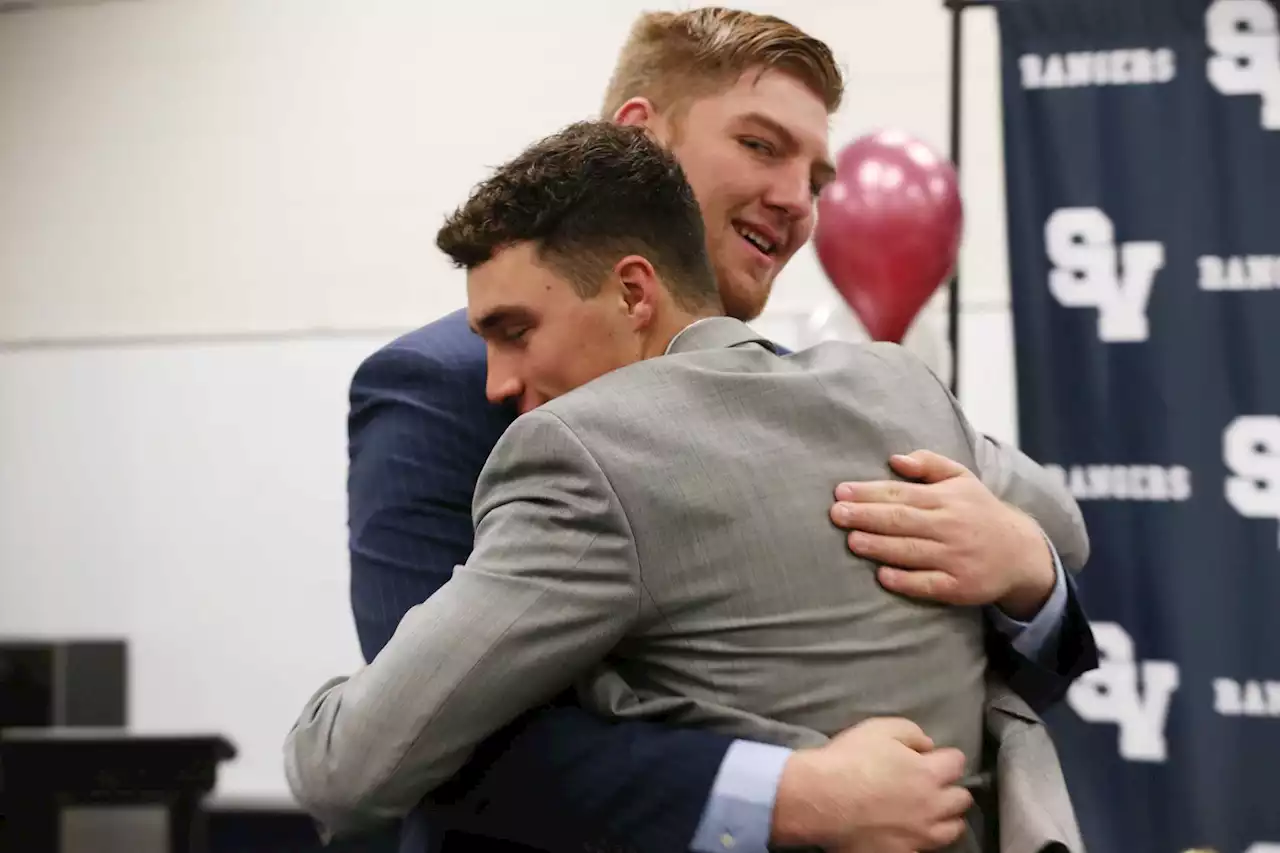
left=720, top=833, right=737, bottom=849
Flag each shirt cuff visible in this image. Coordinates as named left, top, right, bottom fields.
left=690, top=739, right=793, bottom=853
left=986, top=538, right=1068, bottom=664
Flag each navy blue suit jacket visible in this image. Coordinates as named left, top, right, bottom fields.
left=346, top=309, right=1097, bottom=853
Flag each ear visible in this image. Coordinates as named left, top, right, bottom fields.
left=613, top=255, right=661, bottom=329
left=612, top=97, right=658, bottom=129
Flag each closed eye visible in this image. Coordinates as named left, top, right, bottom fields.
left=740, top=137, right=776, bottom=157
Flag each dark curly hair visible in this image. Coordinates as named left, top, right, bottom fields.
left=436, top=120, right=721, bottom=313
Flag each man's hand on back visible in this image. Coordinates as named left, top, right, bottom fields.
left=770, top=717, right=971, bottom=852
left=828, top=450, right=1057, bottom=620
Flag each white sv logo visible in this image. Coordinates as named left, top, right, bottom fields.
left=1207, top=0, right=1280, bottom=130
left=1046, top=208, right=1165, bottom=343
left=1067, top=622, right=1179, bottom=762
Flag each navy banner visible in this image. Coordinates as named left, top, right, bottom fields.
left=996, top=0, right=1280, bottom=851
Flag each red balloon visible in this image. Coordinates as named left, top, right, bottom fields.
left=814, top=130, right=963, bottom=343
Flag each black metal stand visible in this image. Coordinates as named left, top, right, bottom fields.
left=946, top=0, right=964, bottom=397
left=943, top=0, right=1002, bottom=398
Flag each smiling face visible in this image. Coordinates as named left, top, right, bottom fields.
left=619, top=68, right=835, bottom=321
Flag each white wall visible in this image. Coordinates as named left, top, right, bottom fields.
left=0, top=0, right=1018, bottom=802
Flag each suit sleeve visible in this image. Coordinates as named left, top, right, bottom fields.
left=345, top=343, right=737, bottom=850
left=343, top=345, right=736, bottom=852
left=347, top=344, right=498, bottom=663
left=290, top=409, right=641, bottom=834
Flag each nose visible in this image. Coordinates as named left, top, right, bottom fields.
left=485, top=356, right=523, bottom=406
left=764, top=164, right=813, bottom=221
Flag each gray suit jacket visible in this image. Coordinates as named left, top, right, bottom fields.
left=286, top=318, right=1084, bottom=852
